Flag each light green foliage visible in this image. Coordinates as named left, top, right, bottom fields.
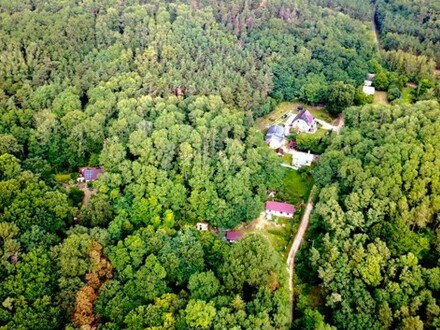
left=0, top=1, right=437, bottom=329
left=185, top=299, right=216, bottom=329
left=188, top=271, right=220, bottom=301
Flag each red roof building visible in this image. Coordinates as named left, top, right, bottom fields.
left=265, top=201, right=295, bottom=219
left=226, top=231, right=244, bottom=243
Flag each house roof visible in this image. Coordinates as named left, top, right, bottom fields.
left=265, top=201, right=295, bottom=214
left=80, top=167, right=103, bottom=181
left=292, top=150, right=314, bottom=162
left=226, top=231, right=243, bottom=241
left=294, top=110, right=315, bottom=126
left=265, top=126, right=285, bottom=149
left=366, top=73, right=375, bottom=81
left=266, top=125, right=284, bottom=137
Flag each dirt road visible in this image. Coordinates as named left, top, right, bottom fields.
left=286, top=194, right=314, bottom=322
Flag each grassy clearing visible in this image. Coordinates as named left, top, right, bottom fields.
left=282, top=153, right=292, bottom=165
left=374, top=91, right=389, bottom=104
left=278, top=169, right=314, bottom=205
left=255, top=101, right=334, bottom=131
left=245, top=215, right=300, bottom=259
left=54, top=173, right=72, bottom=183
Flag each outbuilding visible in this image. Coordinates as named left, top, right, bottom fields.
left=196, top=222, right=209, bottom=231
left=226, top=231, right=244, bottom=243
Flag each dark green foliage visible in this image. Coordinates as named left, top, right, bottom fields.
left=79, top=195, right=113, bottom=228
left=68, top=187, right=84, bottom=207
left=376, top=0, right=440, bottom=65
left=326, top=81, right=355, bottom=115
left=387, top=85, right=402, bottom=102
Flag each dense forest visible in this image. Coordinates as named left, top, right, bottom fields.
left=375, top=0, right=440, bottom=66
left=1, top=0, right=440, bottom=329
left=295, top=101, right=440, bottom=329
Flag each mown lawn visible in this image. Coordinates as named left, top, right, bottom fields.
left=282, top=153, right=292, bottom=165
left=278, top=169, right=314, bottom=205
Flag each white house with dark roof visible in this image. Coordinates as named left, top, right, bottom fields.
left=265, top=125, right=285, bottom=149
left=291, top=110, right=317, bottom=133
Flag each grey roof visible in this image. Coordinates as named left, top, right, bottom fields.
left=366, top=73, right=375, bottom=81
left=266, top=125, right=284, bottom=136
left=293, top=110, right=315, bottom=126
left=266, top=134, right=284, bottom=145
left=265, top=125, right=285, bottom=145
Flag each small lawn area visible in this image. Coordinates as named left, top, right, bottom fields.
left=54, top=173, right=72, bottom=183
left=277, top=169, right=314, bottom=205
left=282, top=153, right=292, bottom=165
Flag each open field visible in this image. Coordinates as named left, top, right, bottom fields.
left=233, top=169, right=313, bottom=260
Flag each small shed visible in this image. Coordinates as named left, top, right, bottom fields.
left=226, top=231, right=243, bottom=243
left=196, top=222, right=209, bottom=231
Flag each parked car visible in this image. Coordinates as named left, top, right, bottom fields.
left=281, top=113, right=288, bottom=119
left=296, top=106, right=303, bottom=111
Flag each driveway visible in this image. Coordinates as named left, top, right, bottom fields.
left=286, top=193, right=314, bottom=322
left=315, top=119, right=338, bottom=131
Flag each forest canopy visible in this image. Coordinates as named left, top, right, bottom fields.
left=295, top=101, right=440, bottom=329
left=1, top=0, right=439, bottom=329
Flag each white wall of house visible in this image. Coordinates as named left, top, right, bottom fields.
left=292, top=150, right=314, bottom=169
left=363, top=85, right=375, bottom=95
left=196, top=223, right=209, bottom=231
left=266, top=210, right=293, bottom=219
left=291, top=119, right=317, bottom=133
